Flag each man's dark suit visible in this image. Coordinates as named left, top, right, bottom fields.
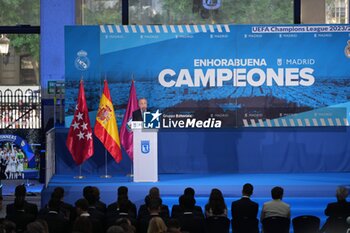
left=6, top=201, right=38, bottom=217
left=39, top=200, right=75, bottom=222
left=177, top=212, right=205, bottom=233
left=6, top=210, right=36, bottom=232
left=95, top=200, right=107, bottom=213
left=320, top=200, right=350, bottom=233
left=107, top=200, right=137, bottom=218
left=88, top=206, right=105, bottom=223
left=171, top=204, right=203, bottom=218
left=132, top=109, right=143, bottom=121
left=325, top=200, right=350, bottom=217
left=138, top=203, right=169, bottom=220
left=231, top=197, right=259, bottom=233
left=106, top=212, right=137, bottom=228
left=38, top=211, right=70, bottom=233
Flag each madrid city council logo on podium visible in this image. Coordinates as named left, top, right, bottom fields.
left=141, top=140, right=150, bottom=154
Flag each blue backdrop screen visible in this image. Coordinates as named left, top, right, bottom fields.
left=65, top=24, right=350, bottom=128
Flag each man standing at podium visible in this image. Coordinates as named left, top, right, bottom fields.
left=132, top=98, right=147, bottom=121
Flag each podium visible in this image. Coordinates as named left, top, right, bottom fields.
left=131, top=121, right=158, bottom=182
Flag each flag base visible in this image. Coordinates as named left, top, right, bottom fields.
left=74, top=175, right=85, bottom=179
left=100, top=175, right=112, bottom=178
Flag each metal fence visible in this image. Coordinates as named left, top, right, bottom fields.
left=0, top=87, right=41, bottom=129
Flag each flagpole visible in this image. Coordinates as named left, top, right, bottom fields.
left=74, top=165, right=85, bottom=179
left=127, top=162, right=134, bottom=178
left=101, top=149, right=111, bottom=178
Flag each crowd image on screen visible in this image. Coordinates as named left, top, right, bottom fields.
left=0, top=143, right=26, bottom=180
left=0, top=184, right=350, bottom=233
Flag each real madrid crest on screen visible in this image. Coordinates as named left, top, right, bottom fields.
left=202, top=0, right=221, bottom=10
left=141, top=140, right=150, bottom=154
left=75, top=50, right=90, bottom=71
left=345, top=40, right=350, bottom=58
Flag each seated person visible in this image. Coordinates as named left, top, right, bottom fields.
left=107, top=186, right=137, bottom=218
left=91, top=186, right=107, bottom=213
left=205, top=188, right=227, bottom=218
left=320, top=186, right=350, bottom=233
left=6, top=185, right=37, bottom=232
left=260, top=186, right=290, bottom=221
left=176, top=195, right=205, bottom=233
left=231, top=183, right=259, bottom=233
left=138, top=197, right=167, bottom=233
left=171, top=187, right=203, bottom=218
left=6, top=185, right=38, bottom=217
left=75, top=198, right=104, bottom=233
left=138, top=187, right=169, bottom=219
left=106, top=197, right=137, bottom=228
left=38, top=198, right=70, bottom=233
left=39, top=187, right=75, bottom=222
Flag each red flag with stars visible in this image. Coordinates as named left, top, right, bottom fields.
left=66, top=80, right=94, bottom=165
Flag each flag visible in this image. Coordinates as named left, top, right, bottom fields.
left=94, top=80, right=122, bottom=163
left=120, top=80, right=138, bottom=160
left=66, top=80, right=94, bottom=165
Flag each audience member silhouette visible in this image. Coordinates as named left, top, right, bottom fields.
left=5, top=184, right=350, bottom=233
left=138, top=197, right=165, bottom=233
left=72, top=216, right=93, bottom=233
left=6, top=185, right=37, bottom=232
left=75, top=198, right=103, bottom=233
left=205, top=188, right=227, bottom=218
left=0, top=219, right=16, bottom=233
left=138, top=187, right=170, bottom=219
left=106, top=225, right=125, bottom=233
left=166, top=218, right=182, bottom=233
left=147, top=216, right=167, bottom=233
left=84, top=188, right=105, bottom=223
left=6, top=185, right=38, bottom=217
left=38, top=198, right=70, bottom=233
left=114, top=217, right=136, bottom=233
left=231, top=183, right=259, bottom=233
left=92, top=186, right=107, bottom=213
left=177, top=194, right=205, bottom=233
left=171, top=187, right=203, bottom=218
left=39, top=186, right=75, bottom=222
left=320, top=186, right=350, bottom=233
left=106, top=196, right=137, bottom=228
left=107, top=186, right=137, bottom=218
left=260, top=186, right=290, bottom=221
left=25, top=220, right=48, bottom=233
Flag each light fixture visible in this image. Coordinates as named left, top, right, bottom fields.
left=0, top=34, right=10, bottom=55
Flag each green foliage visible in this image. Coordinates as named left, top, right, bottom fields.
left=0, top=0, right=40, bottom=25
left=82, top=3, right=122, bottom=25
left=0, top=0, right=40, bottom=85
left=0, top=0, right=40, bottom=65
left=7, top=34, right=40, bottom=61
left=129, top=0, right=293, bottom=25
left=78, top=0, right=293, bottom=25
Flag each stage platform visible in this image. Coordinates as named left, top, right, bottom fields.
left=42, top=172, right=350, bottom=226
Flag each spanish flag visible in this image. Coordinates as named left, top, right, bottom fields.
left=94, top=80, right=122, bottom=163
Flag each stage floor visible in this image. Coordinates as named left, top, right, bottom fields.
left=42, top=172, right=350, bottom=226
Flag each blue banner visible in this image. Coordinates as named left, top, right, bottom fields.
left=65, top=24, right=350, bottom=128
left=0, top=134, right=34, bottom=161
